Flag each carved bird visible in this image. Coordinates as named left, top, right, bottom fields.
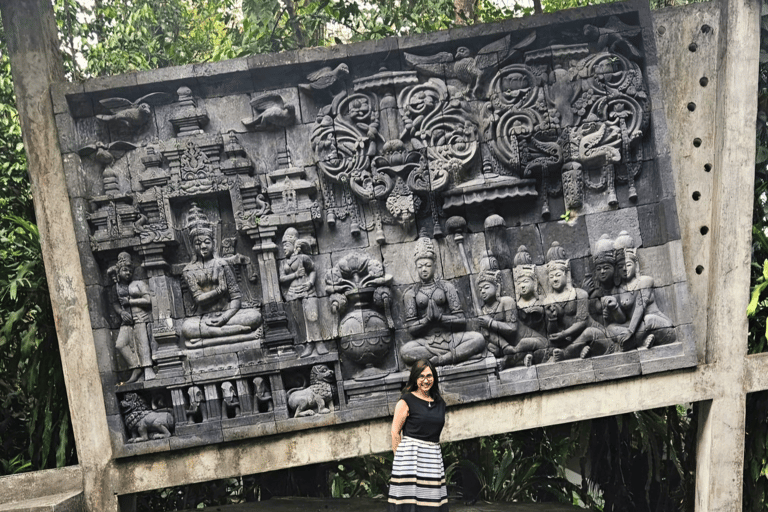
left=96, top=92, right=173, bottom=129
left=405, top=31, right=537, bottom=98
left=524, top=136, right=563, bottom=177
left=299, top=63, right=350, bottom=97
left=242, top=93, right=296, bottom=131
left=583, top=17, right=643, bottom=62
left=78, top=141, right=138, bottom=166
left=580, top=123, right=621, bottom=166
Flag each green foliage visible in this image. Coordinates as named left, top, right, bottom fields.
left=329, top=454, right=393, bottom=498
left=745, top=2, right=768, bottom=509
left=584, top=407, right=696, bottom=512
left=445, top=429, right=595, bottom=505
left=55, top=0, right=238, bottom=77
left=0, top=216, right=75, bottom=473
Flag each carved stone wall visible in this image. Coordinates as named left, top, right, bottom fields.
left=55, top=0, right=695, bottom=457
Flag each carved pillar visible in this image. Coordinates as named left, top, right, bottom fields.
left=137, top=243, right=184, bottom=376
left=247, top=225, right=295, bottom=354
left=170, top=388, right=188, bottom=426
left=236, top=379, right=253, bottom=415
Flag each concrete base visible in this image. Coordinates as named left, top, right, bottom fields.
left=178, top=497, right=581, bottom=512
left=0, top=491, right=85, bottom=512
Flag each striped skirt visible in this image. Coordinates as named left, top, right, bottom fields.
left=388, top=436, right=449, bottom=511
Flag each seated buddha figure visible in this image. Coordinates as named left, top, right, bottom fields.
left=604, top=231, right=676, bottom=350
left=476, top=270, right=548, bottom=370
left=400, top=237, right=486, bottom=367
left=541, top=242, right=612, bottom=361
left=181, top=204, right=262, bottom=348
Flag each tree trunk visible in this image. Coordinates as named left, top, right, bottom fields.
left=454, top=0, right=475, bottom=25
left=283, top=0, right=307, bottom=48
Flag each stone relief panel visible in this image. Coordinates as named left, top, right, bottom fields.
left=54, top=0, right=696, bottom=457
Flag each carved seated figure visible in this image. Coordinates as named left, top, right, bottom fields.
left=477, top=270, right=547, bottom=370
left=400, top=237, right=486, bottom=367
left=541, top=242, right=613, bottom=361
left=587, top=234, right=635, bottom=350
left=588, top=235, right=619, bottom=316
left=513, top=246, right=547, bottom=337
left=606, top=232, right=676, bottom=349
left=181, top=204, right=262, bottom=348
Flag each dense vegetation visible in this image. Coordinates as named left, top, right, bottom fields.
left=0, top=0, right=760, bottom=510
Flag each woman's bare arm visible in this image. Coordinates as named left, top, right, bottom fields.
left=391, top=399, right=409, bottom=453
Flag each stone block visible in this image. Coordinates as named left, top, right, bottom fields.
left=502, top=225, right=545, bottom=267
left=93, top=328, right=117, bottom=375
left=275, top=410, right=339, bottom=434
left=85, top=284, right=112, bottom=330
left=336, top=403, right=391, bottom=424
left=636, top=199, right=677, bottom=248
left=285, top=123, right=316, bottom=169
left=54, top=114, right=77, bottom=154
left=614, top=160, right=664, bottom=209
left=537, top=359, right=596, bottom=390
left=61, top=152, right=86, bottom=199
left=436, top=357, right=495, bottom=405
left=135, top=64, right=197, bottom=90
left=68, top=199, right=93, bottom=247
left=538, top=215, right=590, bottom=259
left=221, top=414, right=278, bottom=442
left=591, top=351, right=641, bottom=382
left=636, top=240, right=686, bottom=287
left=652, top=282, right=693, bottom=326
left=170, top=424, right=224, bottom=450
left=202, top=94, right=253, bottom=135
left=188, top=353, right=240, bottom=383
left=347, top=37, right=399, bottom=59
left=437, top=232, right=486, bottom=279
left=314, top=210, right=371, bottom=255
left=51, top=81, right=83, bottom=115
left=496, top=365, right=539, bottom=397
left=399, top=29, right=453, bottom=54
left=655, top=153, right=678, bottom=202
left=584, top=208, right=642, bottom=251
left=194, top=57, right=253, bottom=97
left=100, top=372, right=121, bottom=416
left=298, top=45, right=349, bottom=66
left=638, top=340, right=685, bottom=375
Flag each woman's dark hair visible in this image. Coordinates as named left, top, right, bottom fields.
left=401, top=359, right=442, bottom=402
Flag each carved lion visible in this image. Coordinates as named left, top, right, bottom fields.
left=287, top=365, right=335, bottom=418
left=120, top=392, right=174, bottom=443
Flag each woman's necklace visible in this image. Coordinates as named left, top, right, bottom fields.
left=415, top=389, right=434, bottom=407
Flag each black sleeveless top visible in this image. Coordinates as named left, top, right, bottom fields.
left=401, top=393, right=446, bottom=443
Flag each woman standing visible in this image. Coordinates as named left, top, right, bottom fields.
left=388, top=359, right=449, bottom=511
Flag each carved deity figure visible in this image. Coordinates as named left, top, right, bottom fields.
left=541, top=242, right=612, bottom=361
left=512, top=246, right=547, bottom=338
left=108, top=252, right=155, bottom=383
left=603, top=232, right=676, bottom=349
left=181, top=204, right=262, bottom=348
left=587, top=234, right=620, bottom=322
left=279, top=227, right=325, bottom=357
left=280, top=228, right=317, bottom=301
left=477, top=270, right=548, bottom=370
left=400, top=237, right=486, bottom=367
